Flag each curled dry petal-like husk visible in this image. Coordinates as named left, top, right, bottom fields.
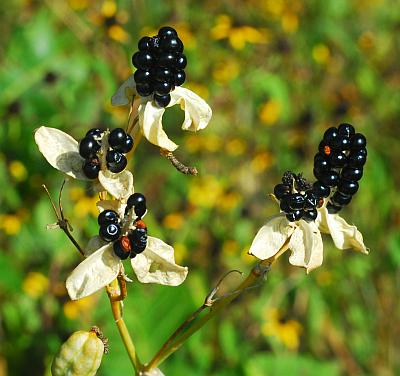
left=288, top=220, right=323, bottom=273
left=85, top=236, right=107, bottom=257
left=248, top=214, right=295, bottom=260
left=96, top=199, right=128, bottom=219
left=111, top=74, right=136, bottom=106
left=98, top=170, right=134, bottom=201
left=317, top=206, right=368, bottom=254
left=139, top=87, right=212, bottom=151
left=131, top=236, right=188, bottom=286
left=66, top=244, right=120, bottom=300
left=34, top=126, right=88, bottom=180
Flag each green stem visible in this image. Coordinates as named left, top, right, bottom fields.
left=107, top=279, right=142, bottom=374
left=144, top=244, right=287, bottom=372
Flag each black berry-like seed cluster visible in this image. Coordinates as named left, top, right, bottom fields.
left=97, top=192, right=149, bottom=259
left=313, top=123, right=367, bottom=214
left=131, top=26, right=186, bottom=108
left=79, top=128, right=102, bottom=179
left=106, top=128, right=133, bottom=173
left=273, top=123, right=367, bottom=222
left=79, top=127, right=133, bottom=179
left=274, top=172, right=321, bottom=222
left=98, top=209, right=121, bottom=242
left=113, top=220, right=148, bottom=260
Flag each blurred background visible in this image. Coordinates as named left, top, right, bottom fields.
left=1, top=0, right=399, bottom=375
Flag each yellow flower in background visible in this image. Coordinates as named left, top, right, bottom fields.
left=163, top=212, right=185, bottom=230
left=281, top=12, right=299, bottom=33
left=262, top=308, right=302, bottom=350
left=63, top=295, right=97, bottom=320
left=225, top=138, right=247, bottom=156
left=173, top=243, right=188, bottom=264
left=251, top=152, right=273, bottom=174
left=108, top=24, right=129, bottom=42
left=9, top=160, right=28, bottom=182
left=213, top=60, right=240, bottom=84
left=23, top=272, right=49, bottom=298
left=101, top=0, right=116, bottom=17
left=259, top=99, right=282, bottom=125
left=189, top=176, right=224, bottom=208
left=0, top=214, right=22, bottom=235
left=312, top=44, right=330, bottom=65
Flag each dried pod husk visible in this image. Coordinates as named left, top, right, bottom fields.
left=51, top=327, right=106, bottom=376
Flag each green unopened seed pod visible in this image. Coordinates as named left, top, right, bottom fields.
left=51, top=326, right=107, bottom=376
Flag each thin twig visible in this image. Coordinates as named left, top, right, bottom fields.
left=42, top=182, right=84, bottom=256
left=160, top=149, right=198, bottom=175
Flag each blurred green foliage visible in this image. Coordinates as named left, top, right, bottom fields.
left=0, top=0, right=399, bottom=375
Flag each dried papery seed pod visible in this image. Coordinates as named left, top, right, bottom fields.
left=51, top=327, right=107, bottom=376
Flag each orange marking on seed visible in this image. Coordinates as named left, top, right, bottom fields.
left=317, top=198, right=324, bottom=208
left=324, top=145, right=331, bottom=155
left=135, top=220, right=147, bottom=229
left=120, top=236, right=131, bottom=253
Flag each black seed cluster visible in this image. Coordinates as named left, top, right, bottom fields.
left=79, top=127, right=133, bottom=179
left=98, top=209, right=121, bottom=242
left=131, top=26, right=187, bottom=108
left=79, top=128, right=102, bottom=179
left=113, top=220, right=148, bottom=260
left=274, top=173, right=321, bottom=223
left=106, top=128, right=133, bottom=173
left=313, top=123, right=367, bottom=214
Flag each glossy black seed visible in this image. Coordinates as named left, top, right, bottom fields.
left=348, top=149, right=367, bottom=167
left=114, top=134, right=133, bottom=153
left=176, top=54, right=187, bottom=69
left=98, top=210, right=119, bottom=226
left=158, top=52, right=176, bottom=67
left=330, top=191, right=352, bottom=207
left=286, top=210, right=303, bottom=222
left=160, top=36, right=183, bottom=52
left=107, top=154, right=127, bottom=173
left=174, top=70, right=186, bottom=86
left=341, top=167, right=363, bottom=181
left=288, top=193, right=305, bottom=210
left=323, top=127, right=338, bottom=143
left=329, top=151, right=347, bottom=168
left=134, top=204, right=146, bottom=218
left=99, top=223, right=121, bottom=242
left=314, top=153, right=330, bottom=172
left=338, top=123, right=355, bottom=137
left=273, top=183, right=290, bottom=199
left=331, top=135, right=351, bottom=151
left=127, top=193, right=146, bottom=209
left=313, top=168, right=324, bottom=181
left=158, top=26, right=178, bottom=38
left=86, top=128, right=103, bottom=138
left=131, top=51, right=153, bottom=69
left=313, top=181, right=331, bottom=198
left=154, top=81, right=172, bottom=95
left=113, top=239, right=130, bottom=260
left=106, top=150, right=123, bottom=164
left=279, top=196, right=291, bottom=212
left=138, top=36, right=153, bottom=51
left=153, top=67, right=173, bottom=82
left=79, top=137, right=100, bottom=158
left=304, top=190, right=318, bottom=210
left=154, top=93, right=171, bottom=107
left=350, top=133, right=367, bottom=149
left=327, top=203, right=342, bottom=214
left=320, top=170, right=339, bottom=187
left=136, top=82, right=153, bottom=97
left=134, top=69, right=151, bottom=84
left=303, top=208, right=318, bottom=222
left=129, top=228, right=148, bottom=254
left=108, top=128, right=126, bottom=148
left=337, top=179, right=359, bottom=195
left=82, top=159, right=100, bottom=179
